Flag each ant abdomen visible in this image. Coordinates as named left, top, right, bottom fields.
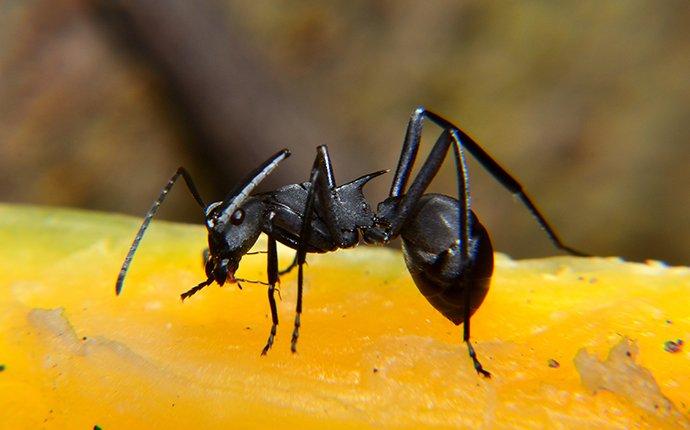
left=400, top=194, right=494, bottom=325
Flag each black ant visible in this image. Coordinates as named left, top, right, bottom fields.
left=116, top=107, right=586, bottom=378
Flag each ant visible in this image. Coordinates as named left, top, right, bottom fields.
left=116, top=107, right=586, bottom=378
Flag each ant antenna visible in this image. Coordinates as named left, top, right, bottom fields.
left=117, top=167, right=206, bottom=295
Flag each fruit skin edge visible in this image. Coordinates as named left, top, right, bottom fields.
left=0, top=203, right=687, bottom=429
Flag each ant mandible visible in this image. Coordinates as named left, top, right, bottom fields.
left=116, top=107, right=587, bottom=378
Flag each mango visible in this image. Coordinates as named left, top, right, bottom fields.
left=0, top=204, right=688, bottom=429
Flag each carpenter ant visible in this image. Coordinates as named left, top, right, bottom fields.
left=116, top=107, right=586, bottom=378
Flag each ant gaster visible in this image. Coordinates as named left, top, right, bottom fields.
left=116, top=107, right=586, bottom=378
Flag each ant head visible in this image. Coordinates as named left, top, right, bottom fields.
left=200, top=149, right=290, bottom=286
left=204, top=197, right=265, bottom=286
left=115, top=149, right=289, bottom=296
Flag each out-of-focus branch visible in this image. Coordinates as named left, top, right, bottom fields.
left=87, top=0, right=336, bottom=192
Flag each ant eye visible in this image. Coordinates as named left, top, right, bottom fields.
left=230, top=209, right=245, bottom=225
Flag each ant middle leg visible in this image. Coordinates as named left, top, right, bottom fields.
left=290, top=145, right=347, bottom=353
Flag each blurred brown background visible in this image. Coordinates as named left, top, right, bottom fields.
left=1, top=0, right=688, bottom=265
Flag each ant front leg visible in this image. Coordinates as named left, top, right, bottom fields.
left=261, top=236, right=280, bottom=355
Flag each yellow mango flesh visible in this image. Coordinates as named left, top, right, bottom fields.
left=0, top=204, right=688, bottom=429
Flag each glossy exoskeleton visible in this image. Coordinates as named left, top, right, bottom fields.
left=116, top=107, right=586, bottom=377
